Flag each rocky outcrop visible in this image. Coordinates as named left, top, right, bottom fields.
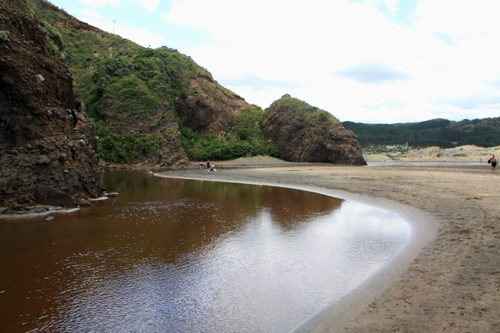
left=0, top=0, right=104, bottom=206
left=262, top=95, right=366, bottom=165
left=174, top=76, right=249, bottom=136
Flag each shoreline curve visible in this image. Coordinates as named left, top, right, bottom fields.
left=156, top=162, right=500, bottom=331
left=156, top=168, right=438, bottom=331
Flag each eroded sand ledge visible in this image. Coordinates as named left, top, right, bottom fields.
left=158, top=160, right=500, bottom=332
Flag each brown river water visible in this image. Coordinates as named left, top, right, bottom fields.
left=0, top=171, right=409, bottom=332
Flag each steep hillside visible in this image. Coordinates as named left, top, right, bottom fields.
left=0, top=0, right=104, bottom=206
left=30, top=0, right=248, bottom=166
left=262, top=95, right=366, bottom=165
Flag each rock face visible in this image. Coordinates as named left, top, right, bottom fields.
left=174, top=76, right=249, bottom=136
left=262, top=95, right=366, bottom=165
left=0, top=0, right=104, bottom=206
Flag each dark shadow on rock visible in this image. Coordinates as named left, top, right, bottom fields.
left=34, top=186, right=77, bottom=207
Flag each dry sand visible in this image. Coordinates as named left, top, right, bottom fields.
left=159, top=156, right=500, bottom=332
left=365, top=145, right=500, bottom=163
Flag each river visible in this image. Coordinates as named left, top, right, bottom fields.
left=0, top=171, right=409, bottom=332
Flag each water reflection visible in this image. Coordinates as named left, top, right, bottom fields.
left=0, top=171, right=409, bottom=332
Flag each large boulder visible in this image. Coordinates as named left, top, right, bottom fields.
left=262, top=95, right=366, bottom=165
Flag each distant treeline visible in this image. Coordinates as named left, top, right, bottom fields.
left=343, top=117, right=500, bottom=148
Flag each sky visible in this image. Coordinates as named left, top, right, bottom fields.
left=47, top=0, right=500, bottom=123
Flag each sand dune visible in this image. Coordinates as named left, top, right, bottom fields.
left=365, top=145, right=500, bottom=162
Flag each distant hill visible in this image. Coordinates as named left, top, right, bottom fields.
left=343, top=117, right=500, bottom=148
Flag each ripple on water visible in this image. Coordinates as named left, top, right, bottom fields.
left=0, top=175, right=409, bottom=332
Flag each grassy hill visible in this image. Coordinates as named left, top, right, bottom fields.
left=21, top=0, right=284, bottom=165
left=24, top=0, right=256, bottom=164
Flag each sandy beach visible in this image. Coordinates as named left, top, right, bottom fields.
left=158, top=157, right=500, bottom=332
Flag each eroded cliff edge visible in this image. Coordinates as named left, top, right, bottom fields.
left=0, top=0, right=104, bottom=207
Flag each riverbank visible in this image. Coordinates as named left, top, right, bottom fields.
left=158, top=159, right=500, bottom=331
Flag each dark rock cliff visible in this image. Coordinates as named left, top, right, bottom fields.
left=262, top=95, right=366, bottom=165
left=0, top=0, right=104, bottom=206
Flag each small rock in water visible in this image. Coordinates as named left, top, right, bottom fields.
left=79, top=198, right=91, bottom=207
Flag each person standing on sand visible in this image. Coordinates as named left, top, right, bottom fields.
left=488, top=154, right=496, bottom=172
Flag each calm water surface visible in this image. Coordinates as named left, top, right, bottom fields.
left=0, top=171, right=410, bottom=332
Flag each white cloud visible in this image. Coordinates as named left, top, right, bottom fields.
left=384, top=0, right=399, bottom=13
left=81, top=0, right=159, bottom=12
left=79, top=8, right=105, bottom=20
left=79, top=12, right=164, bottom=48
left=130, top=0, right=160, bottom=13
left=411, top=0, right=500, bottom=119
left=162, top=0, right=500, bottom=122
left=164, top=0, right=411, bottom=78
left=118, top=24, right=163, bottom=48
left=163, top=0, right=420, bottom=120
left=53, top=0, right=500, bottom=122
left=415, top=0, right=500, bottom=40
left=80, top=0, right=119, bottom=8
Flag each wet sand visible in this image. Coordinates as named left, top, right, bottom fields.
left=159, top=160, right=500, bottom=332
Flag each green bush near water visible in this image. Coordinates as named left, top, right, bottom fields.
left=95, top=121, right=162, bottom=163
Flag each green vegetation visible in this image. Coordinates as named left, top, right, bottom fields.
left=75, top=43, right=199, bottom=162
left=25, top=0, right=211, bottom=163
left=343, top=117, right=500, bottom=149
left=271, top=94, right=341, bottom=126
left=180, top=105, right=280, bottom=161
left=74, top=44, right=207, bottom=121
left=94, top=121, right=162, bottom=163
left=23, top=0, right=280, bottom=164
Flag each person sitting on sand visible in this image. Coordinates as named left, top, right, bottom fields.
left=199, top=162, right=203, bottom=170
left=489, top=154, right=497, bottom=172
left=211, top=161, right=215, bottom=171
